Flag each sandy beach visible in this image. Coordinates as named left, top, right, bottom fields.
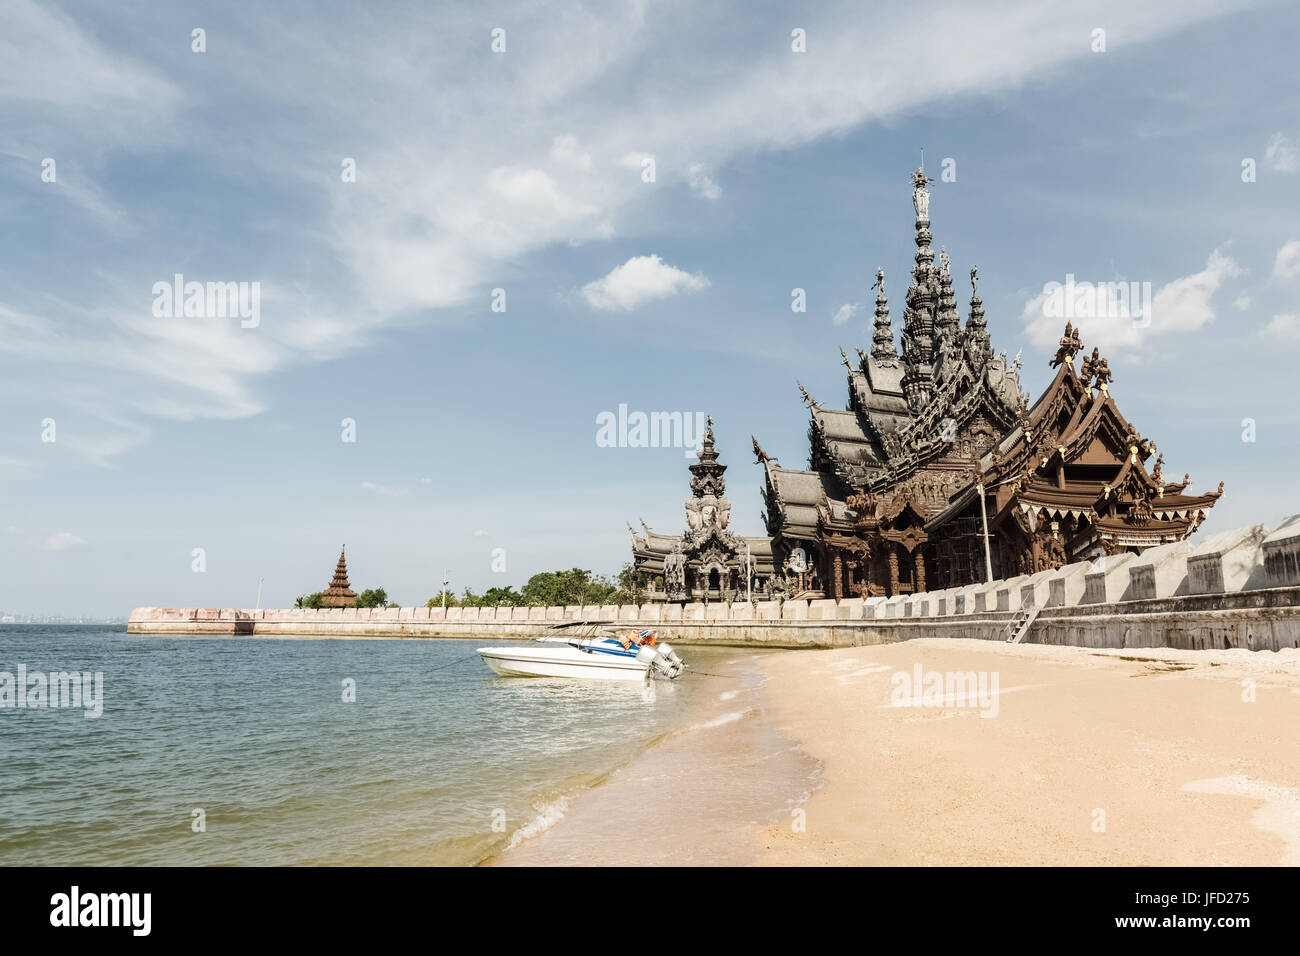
left=755, top=639, right=1300, bottom=866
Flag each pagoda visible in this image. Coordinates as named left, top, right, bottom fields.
left=628, top=418, right=775, bottom=602
left=321, top=546, right=358, bottom=607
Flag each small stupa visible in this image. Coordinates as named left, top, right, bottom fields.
left=321, top=545, right=358, bottom=607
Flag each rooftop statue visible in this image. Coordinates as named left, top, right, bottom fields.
left=911, top=166, right=934, bottom=220
left=1050, top=322, right=1082, bottom=369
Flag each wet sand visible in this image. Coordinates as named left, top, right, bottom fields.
left=755, top=639, right=1300, bottom=866
left=487, top=650, right=819, bottom=866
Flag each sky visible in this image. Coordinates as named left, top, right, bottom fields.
left=1, top=0, right=1297, bottom=617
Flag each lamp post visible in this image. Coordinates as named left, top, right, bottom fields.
left=976, top=482, right=993, bottom=584
left=976, top=472, right=1025, bottom=585
left=442, top=570, right=449, bottom=611
left=255, top=577, right=264, bottom=611
left=743, top=542, right=753, bottom=603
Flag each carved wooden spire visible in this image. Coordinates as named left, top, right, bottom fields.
left=870, top=267, right=898, bottom=361
left=965, top=264, right=990, bottom=363
left=936, top=248, right=960, bottom=345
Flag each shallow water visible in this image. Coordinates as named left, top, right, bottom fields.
left=0, top=626, right=814, bottom=866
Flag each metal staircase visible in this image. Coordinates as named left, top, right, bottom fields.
left=1004, top=604, right=1040, bottom=644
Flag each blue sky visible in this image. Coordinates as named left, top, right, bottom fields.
left=1, top=0, right=1297, bottom=616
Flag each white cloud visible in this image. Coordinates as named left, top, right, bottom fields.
left=0, top=0, right=1254, bottom=460
left=832, top=302, right=863, bottom=326
left=473, top=529, right=490, bottom=538
left=1265, top=132, right=1298, bottom=173
left=0, top=0, right=179, bottom=128
left=1233, top=294, right=1252, bottom=310
left=360, top=481, right=408, bottom=498
left=618, top=151, right=653, bottom=171
left=550, top=133, right=591, bottom=171
left=1021, top=248, right=1241, bottom=356
left=687, top=162, right=721, bottom=200
left=1261, top=313, right=1300, bottom=339
left=581, top=255, right=710, bottom=311
left=43, top=532, right=86, bottom=551
left=1273, top=240, right=1300, bottom=280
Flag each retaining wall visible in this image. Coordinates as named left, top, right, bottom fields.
left=128, top=520, right=1300, bottom=652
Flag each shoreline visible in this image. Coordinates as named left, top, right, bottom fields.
left=491, top=639, right=1300, bottom=866
left=485, top=649, right=820, bottom=866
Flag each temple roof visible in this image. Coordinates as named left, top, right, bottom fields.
left=927, top=324, right=1223, bottom=537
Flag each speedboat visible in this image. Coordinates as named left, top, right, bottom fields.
left=477, top=625, right=685, bottom=682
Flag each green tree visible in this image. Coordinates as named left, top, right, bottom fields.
left=520, top=568, right=602, bottom=606
left=610, top=562, right=646, bottom=604
left=294, top=592, right=323, bottom=609
left=426, top=590, right=459, bottom=609
left=355, top=587, right=390, bottom=609
left=480, top=585, right=524, bottom=606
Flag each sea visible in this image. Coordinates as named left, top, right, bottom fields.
left=0, top=625, right=819, bottom=866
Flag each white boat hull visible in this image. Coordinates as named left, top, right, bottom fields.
left=477, top=646, right=650, bottom=681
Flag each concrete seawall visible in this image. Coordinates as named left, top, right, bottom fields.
left=128, top=587, right=1300, bottom=651
left=129, top=517, right=1300, bottom=651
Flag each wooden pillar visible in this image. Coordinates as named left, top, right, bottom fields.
left=832, top=552, right=843, bottom=600
left=914, top=548, right=926, bottom=594
left=887, top=544, right=900, bottom=597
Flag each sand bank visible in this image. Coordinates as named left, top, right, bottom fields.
left=756, top=639, right=1300, bottom=866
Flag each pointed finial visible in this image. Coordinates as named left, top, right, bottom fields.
left=870, top=267, right=898, bottom=362
left=970, top=266, right=978, bottom=295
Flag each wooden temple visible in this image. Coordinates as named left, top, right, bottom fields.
left=752, top=166, right=1221, bottom=599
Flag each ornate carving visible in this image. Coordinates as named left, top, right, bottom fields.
left=911, top=166, right=934, bottom=220
left=1092, top=353, right=1113, bottom=391
left=1050, top=322, right=1082, bottom=369
left=1079, top=347, right=1101, bottom=388
left=663, top=541, right=687, bottom=602
left=752, top=436, right=777, bottom=465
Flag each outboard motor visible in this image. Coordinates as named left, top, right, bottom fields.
left=636, top=642, right=685, bottom=680
left=657, top=642, right=683, bottom=675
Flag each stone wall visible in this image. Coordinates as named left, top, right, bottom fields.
left=128, top=519, right=1300, bottom=652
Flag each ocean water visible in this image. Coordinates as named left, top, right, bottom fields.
left=0, top=626, right=816, bottom=866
